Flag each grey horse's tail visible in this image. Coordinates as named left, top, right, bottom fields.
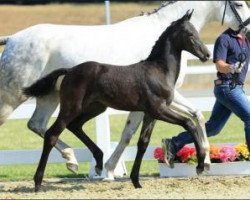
left=0, top=36, right=9, bottom=45
left=23, top=68, right=69, bottom=98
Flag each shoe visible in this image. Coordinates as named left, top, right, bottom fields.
left=161, top=138, right=176, bottom=168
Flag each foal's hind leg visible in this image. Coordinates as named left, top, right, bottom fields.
left=34, top=99, right=85, bottom=192
left=130, top=114, right=156, bottom=188
left=152, top=103, right=206, bottom=174
left=28, top=95, right=78, bottom=174
left=34, top=116, right=68, bottom=192
left=105, top=111, right=144, bottom=180
left=67, top=104, right=107, bottom=176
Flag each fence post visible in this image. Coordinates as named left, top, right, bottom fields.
left=89, top=111, right=127, bottom=178
left=89, top=1, right=127, bottom=178
left=105, top=0, right=111, bottom=25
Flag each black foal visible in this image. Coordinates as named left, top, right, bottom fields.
left=23, top=10, right=210, bottom=191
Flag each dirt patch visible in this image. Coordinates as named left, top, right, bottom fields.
left=1, top=176, right=250, bottom=199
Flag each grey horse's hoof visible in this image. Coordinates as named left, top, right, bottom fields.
left=204, top=163, right=210, bottom=171
left=67, top=163, right=79, bottom=174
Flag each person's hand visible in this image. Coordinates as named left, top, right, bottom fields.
left=229, top=61, right=246, bottom=74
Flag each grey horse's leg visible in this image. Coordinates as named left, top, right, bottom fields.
left=28, top=93, right=79, bottom=174
left=153, top=102, right=206, bottom=174
left=0, top=90, right=27, bottom=124
left=170, top=90, right=210, bottom=168
left=0, top=103, right=15, bottom=125
left=104, top=111, right=144, bottom=180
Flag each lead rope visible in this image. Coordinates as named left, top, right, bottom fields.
left=230, top=39, right=247, bottom=90
left=221, top=0, right=228, bottom=26
left=222, top=1, right=250, bottom=36
left=228, top=1, right=244, bottom=29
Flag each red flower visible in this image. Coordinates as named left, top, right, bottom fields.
left=153, top=147, right=164, bottom=162
left=176, top=146, right=196, bottom=162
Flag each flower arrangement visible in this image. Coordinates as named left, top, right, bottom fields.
left=154, top=144, right=250, bottom=164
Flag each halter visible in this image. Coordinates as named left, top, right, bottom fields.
left=222, top=1, right=250, bottom=39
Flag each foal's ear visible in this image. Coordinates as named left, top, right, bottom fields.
left=184, top=9, right=194, bottom=21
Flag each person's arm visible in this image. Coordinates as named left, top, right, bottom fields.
left=215, top=59, right=234, bottom=74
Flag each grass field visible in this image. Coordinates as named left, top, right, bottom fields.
left=0, top=112, right=246, bottom=181
left=0, top=113, right=246, bottom=150
left=0, top=2, right=246, bottom=181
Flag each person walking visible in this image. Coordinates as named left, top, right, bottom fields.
left=162, top=28, right=250, bottom=167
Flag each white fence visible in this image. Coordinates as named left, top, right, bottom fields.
left=0, top=44, right=233, bottom=177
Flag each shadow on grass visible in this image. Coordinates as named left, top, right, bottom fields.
left=0, top=175, right=8, bottom=178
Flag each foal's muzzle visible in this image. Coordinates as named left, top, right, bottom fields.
left=199, top=54, right=210, bottom=62
left=199, top=47, right=210, bottom=62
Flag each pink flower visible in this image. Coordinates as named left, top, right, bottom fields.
left=219, top=146, right=238, bottom=162
left=154, top=147, right=164, bottom=162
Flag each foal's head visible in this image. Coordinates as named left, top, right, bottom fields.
left=170, top=10, right=210, bottom=62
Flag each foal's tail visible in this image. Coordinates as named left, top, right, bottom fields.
left=23, top=68, right=69, bottom=98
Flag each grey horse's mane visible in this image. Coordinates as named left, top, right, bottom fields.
left=140, top=1, right=177, bottom=16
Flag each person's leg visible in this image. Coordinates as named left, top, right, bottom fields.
left=218, top=85, right=250, bottom=150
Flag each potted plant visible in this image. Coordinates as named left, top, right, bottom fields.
left=154, top=144, right=250, bottom=177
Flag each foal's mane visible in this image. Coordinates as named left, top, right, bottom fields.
left=146, top=18, right=183, bottom=61
left=140, top=1, right=177, bottom=16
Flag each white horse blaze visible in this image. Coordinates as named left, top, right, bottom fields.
left=0, top=1, right=249, bottom=176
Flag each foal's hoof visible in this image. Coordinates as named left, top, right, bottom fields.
left=34, top=185, right=42, bottom=193
left=67, top=163, right=79, bottom=175
left=133, top=182, right=142, bottom=189
left=196, top=167, right=204, bottom=175
left=95, top=166, right=102, bottom=176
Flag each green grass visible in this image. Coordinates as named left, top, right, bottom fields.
left=0, top=111, right=246, bottom=181
left=0, top=161, right=159, bottom=181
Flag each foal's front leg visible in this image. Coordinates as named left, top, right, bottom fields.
left=130, top=114, right=156, bottom=188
